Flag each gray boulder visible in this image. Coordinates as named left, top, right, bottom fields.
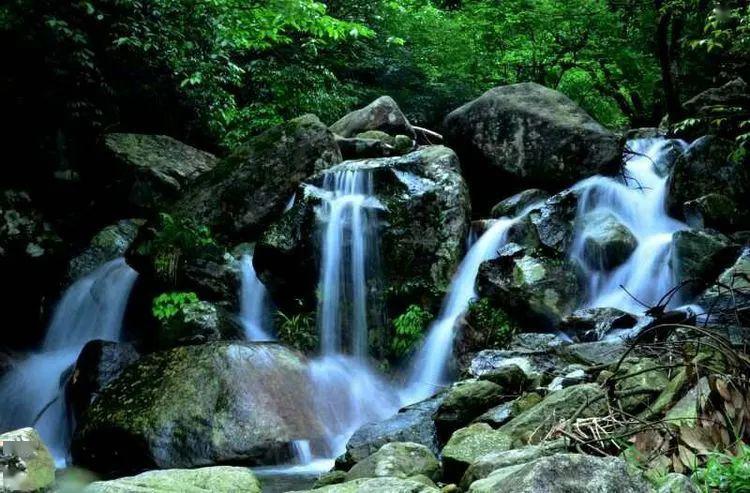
left=444, top=83, right=621, bottom=212
left=434, top=379, right=505, bottom=442
left=330, top=96, right=416, bottom=140
left=345, top=442, right=441, bottom=482
left=72, top=342, right=325, bottom=474
left=101, top=133, right=217, bottom=211
left=67, top=219, right=143, bottom=281
left=490, top=189, right=549, bottom=219
left=559, top=307, right=637, bottom=342
left=292, top=477, right=439, bottom=493
left=153, top=300, right=245, bottom=349
left=698, top=248, right=750, bottom=326
left=441, top=423, right=512, bottom=482
left=83, top=466, right=261, bottom=493
left=683, top=78, right=750, bottom=115
left=579, top=212, right=638, bottom=270
left=671, top=229, right=738, bottom=295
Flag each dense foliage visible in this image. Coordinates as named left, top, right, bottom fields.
left=466, top=298, right=514, bottom=349
left=152, top=291, right=200, bottom=321
left=391, top=304, right=433, bottom=357
left=275, top=310, right=318, bottom=352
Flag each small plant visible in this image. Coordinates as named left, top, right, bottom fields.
left=152, top=291, right=200, bottom=321
left=692, top=444, right=750, bottom=492
left=466, top=298, right=514, bottom=349
left=391, top=304, right=432, bottom=358
left=276, top=311, right=318, bottom=352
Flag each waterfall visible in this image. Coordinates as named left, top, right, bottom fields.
left=570, top=138, right=689, bottom=313
left=316, top=168, right=380, bottom=357
left=404, top=218, right=518, bottom=402
left=239, top=254, right=272, bottom=341
left=0, top=258, right=137, bottom=465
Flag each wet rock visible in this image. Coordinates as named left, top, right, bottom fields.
left=555, top=340, right=629, bottom=366
left=153, top=300, right=244, bottom=349
left=293, top=477, right=439, bottom=493
left=330, top=96, right=416, bottom=140
left=475, top=364, right=529, bottom=392
left=468, top=348, right=564, bottom=386
left=559, top=307, right=637, bottom=342
left=100, top=133, right=217, bottom=212
left=340, top=394, right=445, bottom=469
left=0, top=427, right=55, bottom=493
left=434, top=379, right=505, bottom=443
left=579, top=212, right=638, bottom=270
left=67, top=340, right=140, bottom=423
left=656, top=473, right=700, bottom=493
left=441, top=423, right=512, bottom=482
left=345, top=442, right=441, bottom=482
left=509, top=333, right=568, bottom=351
left=698, top=248, right=750, bottom=326
left=525, top=190, right=580, bottom=255
left=490, top=189, right=549, bottom=219
left=477, top=247, right=581, bottom=328
left=671, top=229, right=738, bottom=295
left=173, top=114, right=342, bottom=240
left=459, top=440, right=566, bottom=490
left=83, top=466, right=261, bottom=493
left=67, top=219, right=144, bottom=281
left=547, top=365, right=588, bottom=391
left=684, top=193, right=744, bottom=233
left=472, top=401, right=514, bottom=428
left=498, top=384, right=608, bottom=446
left=467, top=453, right=652, bottom=493
left=444, top=82, right=621, bottom=212
left=667, top=136, right=750, bottom=225
left=72, top=342, right=324, bottom=474
left=614, top=358, right=669, bottom=413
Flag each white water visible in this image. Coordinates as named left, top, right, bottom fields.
left=0, top=258, right=137, bottom=465
left=239, top=254, right=272, bottom=341
left=570, top=138, right=689, bottom=313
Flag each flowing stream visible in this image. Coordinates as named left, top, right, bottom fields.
left=239, top=253, right=272, bottom=341
left=0, top=258, right=137, bottom=464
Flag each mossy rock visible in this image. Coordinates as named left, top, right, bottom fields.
left=441, top=423, right=512, bottom=482
left=345, top=442, right=441, bottom=482
left=83, top=466, right=261, bottom=492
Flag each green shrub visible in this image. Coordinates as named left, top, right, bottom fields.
left=152, top=291, right=200, bottom=321
left=276, top=311, right=318, bottom=353
left=692, top=444, right=750, bottom=492
left=391, top=304, right=432, bottom=358
left=467, top=298, right=514, bottom=349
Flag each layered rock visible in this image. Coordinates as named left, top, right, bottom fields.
left=444, top=82, right=621, bottom=212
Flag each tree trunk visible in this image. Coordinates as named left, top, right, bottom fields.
left=655, top=0, right=683, bottom=119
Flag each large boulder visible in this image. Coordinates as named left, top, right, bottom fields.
left=490, top=189, right=549, bottom=219
left=339, top=394, right=445, bottom=469
left=172, top=114, right=342, bottom=240
left=345, top=442, right=441, bottom=482
left=683, top=78, right=750, bottom=115
left=67, top=219, right=143, bottom=281
left=72, top=342, right=324, bottom=474
left=667, top=136, right=750, bottom=229
left=467, top=453, right=652, bottom=493
left=698, top=248, right=750, bottom=326
left=0, top=427, right=55, bottom=493
left=671, top=229, right=738, bottom=295
left=83, top=466, right=261, bottom=493
left=579, top=212, right=638, bottom=270
left=152, top=300, right=245, bottom=349
left=477, top=245, right=581, bottom=328
left=434, top=379, right=505, bottom=443
left=99, top=133, right=218, bottom=212
left=444, top=83, right=622, bottom=212
left=330, top=96, right=416, bottom=140
left=441, top=423, right=512, bottom=482
left=255, top=146, right=470, bottom=353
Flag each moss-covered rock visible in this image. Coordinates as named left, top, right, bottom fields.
left=83, top=466, right=261, bottom=493
left=72, top=342, right=324, bottom=474
left=154, top=300, right=244, bottom=349
left=0, top=427, right=55, bottom=493
left=614, top=358, right=669, bottom=413
left=345, top=442, right=441, bottom=482
left=434, top=379, right=505, bottom=442
left=490, top=189, right=549, bottom=219
left=441, top=423, right=512, bottom=482
left=67, top=219, right=144, bottom=281
left=671, top=229, right=738, bottom=296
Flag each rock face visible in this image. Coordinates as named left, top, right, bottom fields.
left=467, top=454, right=652, bottom=493
left=671, top=229, right=737, bottom=295
left=490, top=189, right=549, bottom=218
left=0, top=427, right=55, bottom=493
left=444, top=83, right=622, bottom=212
left=345, top=442, right=441, bottom=482
left=699, top=248, right=750, bottom=326
left=101, top=133, right=218, bottom=211
left=667, top=136, right=750, bottom=227
left=67, top=219, right=143, bottom=281
left=67, top=340, right=140, bottom=423
left=255, top=146, right=470, bottom=352
left=153, top=300, right=245, bottom=349
left=340, top=394, right=445, bottom=469
left=173, top=114, right=342, bottom=240
left=579, top=212, right=638, bottom=270
left=83, top=466, right=262, bottom=493
left=683, top=78, right=750, bottom=115
left=330, top=96, right=416, bottom=140
left=72, top=342, right=324, bottom=474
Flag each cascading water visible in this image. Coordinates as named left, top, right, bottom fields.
left=570, top=138, right=689, bottom=312
left=239, top=253, right=272, bottom=341
left=0, top=258, right=137, bottom=464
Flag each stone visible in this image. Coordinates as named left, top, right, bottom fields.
left=459, top=440, right=567, bottom=490
left=72, top=342, right=325, bottom=474
left=339, top=394, right=445, bottom=469
left=83, top=466, right=261, bottom=493
left=665, top=377, right=711, bottom=428
left=172, top=114, right=342, bottom=240
left=444, top=82, right=621, bottom=212
left=475, top=364, right=529, bottom=392
left=579, top=212, right=638, bottom=270
left=671, top=229, right=738, bottom=296
left=441, top=423, right=512, bottom=482
left=490, top=189, right=549, bottom=219
left=614, top=358, right=669, bottom=413
left=67, top=340, right=140, bottom=423
left=67, top=219, right=144, bottom=281
left=698, top=248, right=750, bottom=326
left=683, top=78, right=750, bottom=115
left=346, top=442, right=441, bottom=482
left=525, top=190, right=579, bottom=255
left=0, top=428, right=55, bottom=493
left=547, top=366, right=588, bottom=391
left=100, top=133, right=217, bottom=211
left=656, top=473, right=700, bottom=493
left=434, top=379, right=505, bottom=443
left=498, top=384, right=608, bottom=446
left=468, top=349, right=564, bottom=386
left=330, top=96, right=416, bottom=140
left=467, top=453, right=652, bottom=493
left=559, top=307, right=638, bottom=342
left=153, top=300, right=245, bottom=349
left=556, top=340, right=629, bottom=366
left=472, top=401, right=514, bottom=428
left=292, top=477, right=439, bottom=493
left=684, top=193, right=745, bottom=233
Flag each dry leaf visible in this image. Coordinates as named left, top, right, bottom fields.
left=716, top=379, right=732, bottom=401
left=678, top=445, right=698, bottom=470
